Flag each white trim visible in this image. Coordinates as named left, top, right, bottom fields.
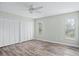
left=34, top=38, right=79, bottom=48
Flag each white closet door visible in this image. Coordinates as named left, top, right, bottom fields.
left=3, top=20, right=10, bottom=46
left=0, top=19, right=19, bottom=47
left=9, top=20, right=19, bottom=45
left=20, top=20, right=34, bottom=42
left=27, top=21, right=34, bottom=40
left=20, top=21, right=29, bottom=42
left=20, top=20, right=24, bottom=42
left=0, top=18, right=34, bottom=47
left=0, top=19, right=10, bottom=46
left=0, top=20, right=4, bottom=47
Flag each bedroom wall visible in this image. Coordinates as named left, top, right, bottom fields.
left=34, top=11, right=79, bottom=47
left=0, top=11, right=34, bottom=47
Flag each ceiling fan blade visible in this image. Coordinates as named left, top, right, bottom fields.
left=33, top=6, right=43, bottom=10
left=30, top=10, right=42, bottom=14
left=28, top=4, right=43, bottom=14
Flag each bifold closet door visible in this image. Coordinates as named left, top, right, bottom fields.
left=0, top=19, right=19, bottom=47
left=20, top=20, right=34, bottom=42
left=9, top=19, right=19, bottom=45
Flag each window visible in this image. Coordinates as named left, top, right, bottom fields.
left=65, top=19, right=76, bottom=40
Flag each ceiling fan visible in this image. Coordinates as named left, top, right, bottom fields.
left=28, top=4, right=43, bottom=13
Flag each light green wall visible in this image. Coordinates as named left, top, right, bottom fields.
left=34, top=11, right=79, bottom=47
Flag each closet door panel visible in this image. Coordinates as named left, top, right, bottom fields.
left=0, top=19, right=10, bottom=46
left=9, top=21, right=15, bottom=44
left=20, top=21, right=25, bottom=42
left=9, top=20, right=19, bottom=45
left=24, top=22, right=28, bottom=41
left=20, top=20, right=34, bottom=42
left=20, top=21, right=28, bottom=42
left=0, top=19, right=19, bottom=47
left=0, top=20, right=4, bottom=47
left=27, top=21, right=34, bottom=40
left=3, top=20, right=10, bottom=46
left=13, top=20, right=19, bottom=43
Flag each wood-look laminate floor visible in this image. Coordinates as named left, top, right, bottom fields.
left=0, top=39, right=79, bottom=56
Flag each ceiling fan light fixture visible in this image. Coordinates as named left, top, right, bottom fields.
left=28, top=4, right=43, bottom=14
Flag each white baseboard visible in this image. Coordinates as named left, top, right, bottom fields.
left=34, top=38, right=79, bottom=48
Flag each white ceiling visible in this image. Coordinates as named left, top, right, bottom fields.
left=0, top=2, right=79, bottom=18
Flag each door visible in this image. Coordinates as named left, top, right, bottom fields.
left=20, top=20, right=34, bottom=42
left=0, top=19, right=19, bottom=47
